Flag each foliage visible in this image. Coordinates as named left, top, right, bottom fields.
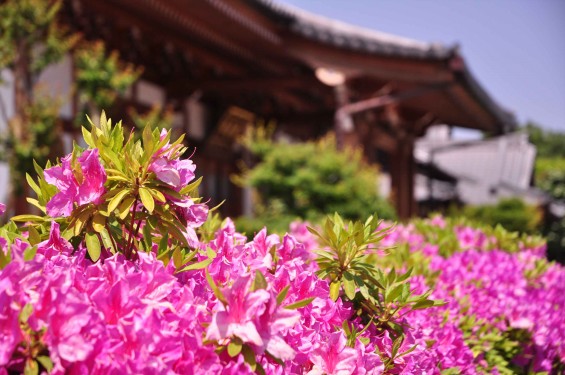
left=292, top=215, right=565, bottom=374
left=0, top=113, right=439, bottom=374
left=4, top=94, right=62, bottom=195
left=449, top=197, right=542, bottom=234
left=0, top=0, right=79, bottom=210
left=13, top=113, right=208, bottom=266
left=525, top=122, right=565, bottom=159
left=0, top=0, right=140, bottom=217
left=0, top=0, right=79, bottom=78
left=1, top=115, right=563, bottom=374
left=535, top=157, right=565, bottom=195
left=236, top=126, right=396, bottom=234
left=526, top=123, right=565, bottom=263
left=128, top=104, right=174, bottom=132
left=74, top=40, right=142, bottom=121
left=309, top=213, right=443, bottom=372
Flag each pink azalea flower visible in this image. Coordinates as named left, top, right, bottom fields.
left=307, top=332, right=358, bottom=375
left=205, top=276, right=270, bottom=346
left=173, top=199, right=209, bottom=248
left=149, top=157, right=196, bottom=190
left=0, top=203, right=5, bottom=215
left=0, top=237, right=7, bottom=256
left=149, top=130, right=196, bottom=190
left=36, top=222, right=74, bottom=259
left=44, top=149, right=106, bottom=217
left=254, top=292, right=300, bottom=361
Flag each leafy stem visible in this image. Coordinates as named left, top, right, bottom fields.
left=126, top=188, right=140, bottom=260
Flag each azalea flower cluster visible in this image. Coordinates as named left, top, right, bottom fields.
left=292, top=218, right=565, bottom=374
left=0, top=213, right=414, bottom=374
left=1, top=116, right=425, bottom=374
left=1, top=115, right=564, bottom=374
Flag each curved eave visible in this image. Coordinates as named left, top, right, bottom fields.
left=249, top=0, right=456, bottom=60
left=248, top=0, right=515, bottom=134
left=453, top=61, right=517, bottom=133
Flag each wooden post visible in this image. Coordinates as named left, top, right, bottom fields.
left=390, top=133, right=416, bottom=220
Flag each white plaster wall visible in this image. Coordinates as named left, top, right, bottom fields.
left=0, top=69, right=14, bottom=206
left=186, top=98, right=206, bottom=141
left=37, top=53, right=74, bottom=119
left=137, top=80, right=165, bottom=106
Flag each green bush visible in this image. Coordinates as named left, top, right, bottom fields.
left=451, top=198, right=542, bottom=234
left=535, top=157, right=565, bottom=201
left=534, top=157, right=565, bottom=262
left=235, top=128, right=395, bottom=235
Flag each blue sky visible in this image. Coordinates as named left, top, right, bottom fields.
left=282, top=0, right=565, bottom=132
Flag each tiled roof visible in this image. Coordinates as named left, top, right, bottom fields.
left=250, top=0, right=456, bottom=60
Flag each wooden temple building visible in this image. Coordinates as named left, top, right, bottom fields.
left=54, top=0, right=516, bottom=218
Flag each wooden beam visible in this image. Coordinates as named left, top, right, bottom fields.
left=371, top=127, right=397, bottom=153
left=80, top=0, right=244, bottom=75
left=337, top=84, right=451, bottom=117
left=285, top=36, right=455, bottom=85
left=167, top=75, right=326, bottom=96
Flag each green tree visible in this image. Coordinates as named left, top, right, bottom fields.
left=0, top=0, right=79, bottom=214
left=74, top=40, right=142, bottom=123
left=0, top=0, right=141, bottom=216
left=236, top=126, right=396, bottom=234
left=128, top=104, right=173, bottom=132
left=524, top=122, right=565, bottom=262
left=525, top=122, right=565, bottom=159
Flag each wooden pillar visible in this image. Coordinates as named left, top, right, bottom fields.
left=390, top=133, right=416, bottom=220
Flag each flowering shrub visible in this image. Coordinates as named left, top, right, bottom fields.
left=0, top=114, right=564, bottom=374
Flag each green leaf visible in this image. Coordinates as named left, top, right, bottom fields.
left=398, top=344, right=418, bottom=358
left=285, top=297, right=315, bottom=310
left=82, top=126, right=94, bottom=147
left=329, top=280, right=340, bottom=301
left=342, top=272, right=356, bottom=300
left=387, top=268, right=397, bottom=286
left=241, top=345, right=257, bottom=371
left=179, top=176, right=203, bottom=195
left=92, top=213, right=106, bottom=233
left=139, top=188, right=155, bottom=213
left=276, top=285, right=291, bottom=305
left=85, top=233, right=101, bottom=262
left=117, top=196, right=135, bottom=220
left=391, top=335, right=404, bottom=359
left=158, top=235, right=168, bottom=255
left=412, top=299, right=435, bottom=310
left=206, top=247, right=217, bottom=259
left=108, top=189, right=130, bottom=213
left=396, top=267, right=413, bottom=283
left=19, top=303, right=33, bottom=323
left=23, top=246, right=38, bottom=261
left=11, top=215, right=46, bottom=223
left=27, top=225, right=41, bottom=246
left=385, top=284, right=405, bottom=304
left=26, top=174, right=41, bottom=196
left=24, top=359, right=39, bottom=375
left=148, top=188, right=166, bottom=203
left=36, top=356, right=54, bottom=373
left=162, top=220, right=190, bottom=248
left=251, top=270, right=268, bottom=291
left=227, top=339, right=242, bottom=357
left=99, top=228, right=116, bottom=254
left=176, top=257, right=213, bottom=273
left=142, top=124, right=155, bottom=153
left=26, top=198, right=46, bottom=213
left=205, top=269, right=228, bottom=306
left=170, top=248, right=182, bottom=268
left=342, top=321, right=352, bottom=336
